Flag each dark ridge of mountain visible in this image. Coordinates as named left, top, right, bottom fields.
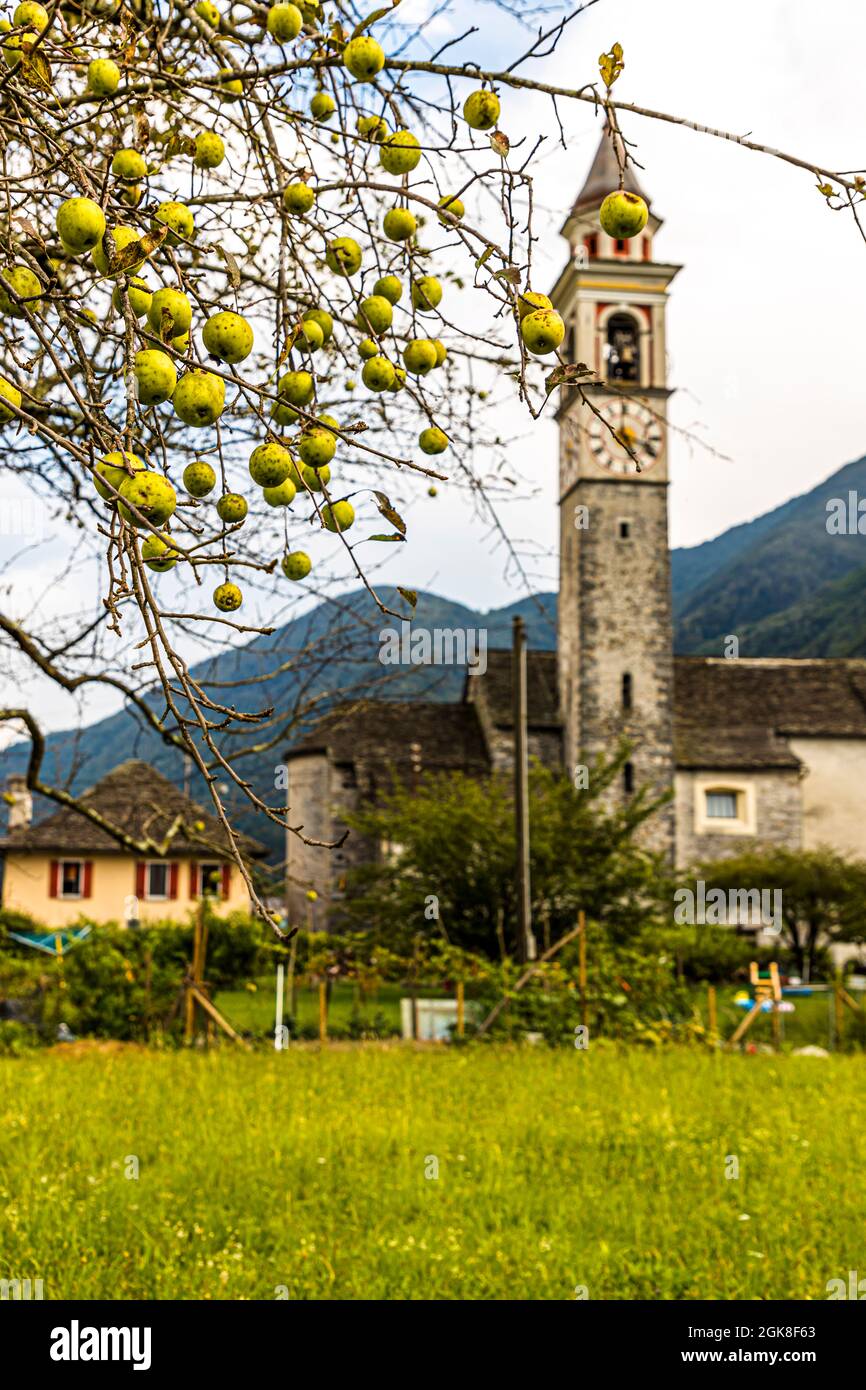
left=671, top=455, right=866, bottom=652
left=0, top=587, right=557, bottom=863
left=723, top=560, right=866, bottom=658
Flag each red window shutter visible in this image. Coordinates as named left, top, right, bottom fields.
left=49, top=860, right=59, bottom=898
left=169, top=863, right=179, bottom=900
left=221, top=864, right=231, bottom=901
left=189, top=862, right=198, bottom=899
left=83, top=861, right=93, bottom=898
left=135, top=862, right=146, bottom=898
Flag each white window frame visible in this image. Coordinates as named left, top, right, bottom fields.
left=694, top=779, right=756, bottom=837
left=58, top=859, right=84, bottom=899
left=145, top=860, right=171, bottom=902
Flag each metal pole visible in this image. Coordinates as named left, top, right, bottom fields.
left=275, top=962, right=285, bottom=1050
left=512, top=616, right=535, bottom=963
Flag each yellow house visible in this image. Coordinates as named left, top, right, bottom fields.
left=0, top=761, right=264, bottom=928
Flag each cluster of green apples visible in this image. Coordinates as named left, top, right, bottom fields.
left=0, top=0, right=616, bottom=621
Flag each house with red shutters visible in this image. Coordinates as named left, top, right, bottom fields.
left=0, top=760, right=264, bottom=928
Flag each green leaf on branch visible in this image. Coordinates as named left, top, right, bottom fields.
left=351, top=1, right=400, bottom=39
left=546, top=361, right=594, bottom=391
left=398, top=586, right=418, bottom=612
left=475, top=246, right=494, bottom=271
left=368, top=532, right=406, bottom=543
left=374, top=491, right=406, bottom=535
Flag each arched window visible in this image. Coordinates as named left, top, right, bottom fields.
left=622, top=672, right=633, bottom=710
left=606, top=313, right=640, bottom=383
left=623, top=761, right=635, bottom=795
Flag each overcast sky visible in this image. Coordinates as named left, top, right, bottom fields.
left=2, top=0, right=865, bottom=737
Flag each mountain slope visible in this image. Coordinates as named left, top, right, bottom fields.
left=672, top=454, right=866, bottom=652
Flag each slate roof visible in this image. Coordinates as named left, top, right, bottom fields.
left=672, top=658, right=866, bottom=770
left=463, top=649, right=560, bottom=729
left=1, top=760, right=266, bottom=858
left=286, top=700, right=490, bottom=781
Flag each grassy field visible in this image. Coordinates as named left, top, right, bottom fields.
left=2, top=1045, right=864, bottom=1300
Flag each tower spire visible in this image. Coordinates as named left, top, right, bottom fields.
left=569, top=124, right=650, bottom=220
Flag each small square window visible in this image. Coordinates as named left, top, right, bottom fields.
left=707, top=791, right=738, bottom=819
left=60, top=861, right=83, bottom=898
left=199, top=863, right=222, bottom=897
left=619, top=520, right=631, bottom=539
left=615, top=238, right=630, bottom=254
left=146, top=862, right=169, bottom=900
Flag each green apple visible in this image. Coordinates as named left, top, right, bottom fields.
left=119, top=184, right=143, bottom=209
left=433, top=338, right=447, bottom=366
left=299, top=460, right=329, bottom=491
left=281, top=551, right=311, bottom=579
left=322, top=500, right=354, bottom=533
left=357, top=114, right=388, bottom=142
left=92, top=225, right=147, bottom=277
left=361, top=355, right=395, bottom=391
left=298, top=426, right=336, bottom=468
left=325, top=236, right=362, bottom=276
left=410, top=275, right=442, bottom=312
left=147, top=287, right=192, bottom=337
left=379, top=130, right=420, bottom=175
left=383, top=206, right=416, bottom=241
left=520, top=308, right=565, bottom=355
left=463, top=89, right=500, bottom=130
left=302, top=307, right=333, bottom=342
left=134, top=349, right=177, bottom=405
left=599, top=190, right=648, bottom=239
left=216, top=69, right=244, bottom=101
left=402, top=338, right=437, bottom=374
left=283, top=182, right=315, bottom=214
left=118, top=470, right=177, bottom=527
left=183, top=459, right=217, bottom=496
left=94, top=449, right=145, bottom=501
left=296, top=318, right=324, bottom=353
left=355, top=294, right=392, bottom=336
left=55, top=197, right=106, bottom=254
left=437, top=194, right=465, bottom=224
left=112, top=276, right=152, bottom=319
left=195, top=0, right=220, bottom=25
left=373, top=274, right=402, bottom=304
left=267, top=3, right=302, bottom=41
left=193, top=132, right=225, bottom=169
left=419, top=426, right=448, bottom=455
left=202, top=309, right=254, bottom=364
left=272, top=369, right=313, bottom=424
left=141, top=533, right=179, bottom=571
left=213, top=581, right=242, bottom=611
left=358, top=337, right=378, bottom=360
left=343, top=35, right=385, bottom=82
left=263, top=477, right=297, bottom=506
left=310, top=91, right=336, bottom=121
left=388, top=366, right=406, bottom=393
left=14, top=2, right=48, bottom=29
left=111, top=148, right=147, bottom=182
left=216, top=492, right=248, bottom=523
left=0, top=376, right=21, bottom=424
left=154, top=200, right=194, bottom=246
left=173, top=370, right=226, bottom=427
left=0, top=264, right=41, bottom=318
left=249, top=440, right=292, bottom=486
left=517, top=289, right=552, bottom=321
left=87, top=58, right=120, bottom=96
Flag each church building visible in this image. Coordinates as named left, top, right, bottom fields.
left=284, top=131, right=866, bottom=925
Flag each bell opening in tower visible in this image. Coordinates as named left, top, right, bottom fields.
left=606, top=312, right=641, bottom=383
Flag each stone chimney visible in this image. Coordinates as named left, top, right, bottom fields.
left=5, top=775, right=32, bottom=830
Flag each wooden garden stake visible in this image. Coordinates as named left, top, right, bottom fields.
left=318, top=980, right=327, bottom=1043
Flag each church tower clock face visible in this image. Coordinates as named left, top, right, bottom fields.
left=588, top=398, right=664, bottom=475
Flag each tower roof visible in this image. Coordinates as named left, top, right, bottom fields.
left=569, top=126, right=649, bottom=218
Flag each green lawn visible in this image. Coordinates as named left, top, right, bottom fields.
left=2, top=1046, right=864, bottom=1299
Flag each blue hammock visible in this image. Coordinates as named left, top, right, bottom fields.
left=7, top=926, right=92, bottom=957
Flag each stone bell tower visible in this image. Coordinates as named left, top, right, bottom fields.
left=550, top=129, right=681, bottom=854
